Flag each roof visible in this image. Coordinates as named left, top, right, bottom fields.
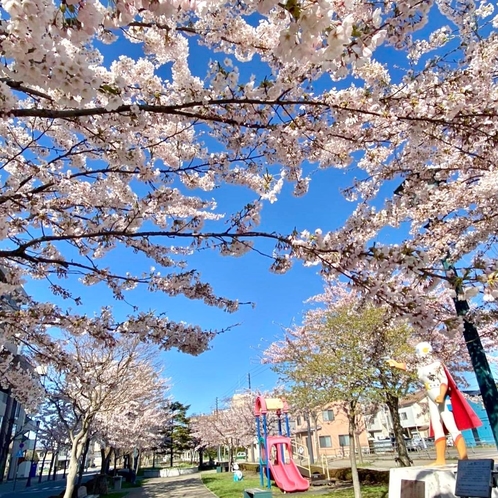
left=399, top=390, right=427, bottom=407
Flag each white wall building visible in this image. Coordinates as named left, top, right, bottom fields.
left=366, top=391, right=430, bottom=441
left=0, top=268, right=35, bottom=481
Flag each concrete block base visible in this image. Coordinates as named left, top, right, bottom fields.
left=389, top=464, right=498, bottom=498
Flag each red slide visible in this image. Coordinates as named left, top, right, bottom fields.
left=266, top=436, right=310, bottom=492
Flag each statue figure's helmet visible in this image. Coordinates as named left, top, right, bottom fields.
left=415, top=342, right=433, bottom=357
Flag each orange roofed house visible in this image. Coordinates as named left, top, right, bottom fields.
left=290, top=403, right=370, bottom=461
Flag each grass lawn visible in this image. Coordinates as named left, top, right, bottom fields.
left=101, top=477, right=145, bottom=497
left=201, top=471, right=283, bottom=497
left=201, top=471, right=388, bottom=498
left=322, top=486, right=388, bottom=498
left=122, top=480, right=145, bottom=488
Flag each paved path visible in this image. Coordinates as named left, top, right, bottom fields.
left=127, top=473, right=216, bottom=498
left=325, top=446, right=498, bottom=470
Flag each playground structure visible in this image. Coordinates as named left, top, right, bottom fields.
left=254, top=396, right=310, bottom=493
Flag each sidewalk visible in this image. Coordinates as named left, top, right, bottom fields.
left=126, top=473, right=216, bottom=498
left=318, top=446, right=498, bottom=471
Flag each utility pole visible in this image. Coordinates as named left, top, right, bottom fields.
left=248, top=373, right=251, bottom=390
left=215, top=398, right=221, bottom=464
left=443, top=259, right=498, bottom=448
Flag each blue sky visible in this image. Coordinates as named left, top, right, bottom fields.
left=22, top=164, right=358, bottom=414
left=14, top=4, right=492, bottom=416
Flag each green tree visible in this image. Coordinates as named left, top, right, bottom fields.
left=265, top=284, right=418, bottom=497
left=161, top=402, right=194, bottom=467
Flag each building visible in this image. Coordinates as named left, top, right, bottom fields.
left=366, top=391, right=430, bottom=442
left=365, top=388, right=496, bottom=450
left=292, top=404, right=369, bottom=460
left=0, top=268, right=37, bottom=481
left=461, top=390, right=496, bottom=446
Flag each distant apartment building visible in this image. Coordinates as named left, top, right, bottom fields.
left=0, top=267, right=37, bottom=481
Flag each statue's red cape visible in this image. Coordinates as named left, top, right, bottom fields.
left=429, top=365, right=482, bottom=436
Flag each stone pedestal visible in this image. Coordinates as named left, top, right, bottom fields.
left=389, top=464, right=498, bottom=498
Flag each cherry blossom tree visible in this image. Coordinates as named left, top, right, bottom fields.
left=36, top=414, right=69, bottom=482
left=39, top=334, right=169, bottom=498
left=93, top=377, right=170, bottom=475
left=191, top=392, right=257, bottom=464
left=2, top=0, right=498, bottom=431
left=283, top=385, right=323, bottom=462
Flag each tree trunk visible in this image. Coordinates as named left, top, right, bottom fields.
left=47, top=447, right=55, bottom=481
left=99, top=446, right=113, bottom=475
left=305, top=414, right=314, bottom=464
left=100, top=447, right=105, bottom=474
left=52, top=450, right=58, bottom=480
left=63, top=430, right=87, bottom=498
left=38, top=449, right=48, bottom=483
left=229, top=439, right=235, bottom=466
left=133, top=450, right=140, bottom=474
left=348, top=403, right=362, bottom=498
left=103, top=447, right=113, bottom=475
left=355, top=432, right=364, bottom=464
left=312, top=412, right=321, bottom=460
left=386, top=393, right=411, bottom=467
left=77, top=439, right=91, bottom=485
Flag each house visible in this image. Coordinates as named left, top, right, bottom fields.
left=291, top=404, right=369, bottom=460
left=365, top=391, right=430, bottom=442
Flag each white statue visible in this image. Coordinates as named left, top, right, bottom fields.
left=388, top=342, right=481, bottom=465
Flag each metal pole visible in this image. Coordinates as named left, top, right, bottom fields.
left=12, top=441, right=25, bottom=490
left=262, top=414, right=271, bottom=489
left=256, top=416, right=263, bottom=487
left=25, top=421, right=40, bottom=487
left=443, top=259, right=498, bottom=448
left=284, top=413, right=291, bottom=438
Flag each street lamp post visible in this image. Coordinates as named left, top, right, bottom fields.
left=25, top=420, right=40, bottom=487
left=442, top=259, right=498, bottom=448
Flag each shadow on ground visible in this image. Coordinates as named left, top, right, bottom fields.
left=129, top=475, right=214, bottom=498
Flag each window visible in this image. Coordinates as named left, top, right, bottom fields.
left=319, top=436, right=332, bottom=448
left=322, top=410, right=335, bottom=422
left=296, top=416, right=301, bottom=426
left=338, top=435, right=350, bottom=447
left=400, top=412, right=408, bottom=421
